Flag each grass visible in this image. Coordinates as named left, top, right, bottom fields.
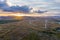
left=22, top=32, right=40, bottom=40
left=0, top=19, right=60, bottom=40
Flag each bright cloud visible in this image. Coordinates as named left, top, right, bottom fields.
left=6, top=0, right=30, bottom=6
left=4, top=0, right=60, bottom=10
left=55, top=0, right=60, bottom=3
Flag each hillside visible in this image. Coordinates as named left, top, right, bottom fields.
left=0, top=16, right=60, bottom=40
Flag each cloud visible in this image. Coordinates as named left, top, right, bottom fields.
left=0, top=0, right=32, bottom=12
left=0, top=0, right=60, bottom=12
left=6, top=0, right=51, bottom=7
left=3, top=5, right=32, bottom=13
left=54, top=0, right=60, bottom=3
left=6, top=0, right=60, bottom=10
left=34, top=10, right=47, bottom=13
left=0, top=0, right=9, bottom=9
left=6, top=0, right=29, bottom=6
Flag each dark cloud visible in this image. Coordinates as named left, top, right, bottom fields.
left=3, top=5, right=32, bottom=13
left=0, top=1, right=8, bottom=9
left=0, top=1, right=46, bottom=13
left=34, top=10, right=47, bottom=13
left=0, top=1, right=32, bottom=13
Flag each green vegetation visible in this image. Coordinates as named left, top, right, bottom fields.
left=0, top=19, right=60, bottom=40
left=0, top=20, right=20, bottom=24
left=22, top=32, right=40, bottom=40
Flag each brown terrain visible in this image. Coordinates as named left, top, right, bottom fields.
left=0, top=16, right=60, bottom=40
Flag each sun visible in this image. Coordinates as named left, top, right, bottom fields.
left=13, top=16, right=24, bottom=20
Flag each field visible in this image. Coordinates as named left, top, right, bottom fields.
left=0, top=16, right=60, bottom=40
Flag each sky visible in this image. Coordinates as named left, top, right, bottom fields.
left=6, top=0, right=60, bottom=10
left=0, top=0, right=60, bottom=13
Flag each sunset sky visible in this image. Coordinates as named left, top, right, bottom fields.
left=0, top=0, right=60, bottom=15
left=0, top=0, right=60, bottom=10
left=6, top=0, right=60, bottom=10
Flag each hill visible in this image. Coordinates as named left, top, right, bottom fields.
left=0, top=16, right=60, bottom=40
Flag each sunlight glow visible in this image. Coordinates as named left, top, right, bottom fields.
left=14, top=16, right=24, bottom=20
